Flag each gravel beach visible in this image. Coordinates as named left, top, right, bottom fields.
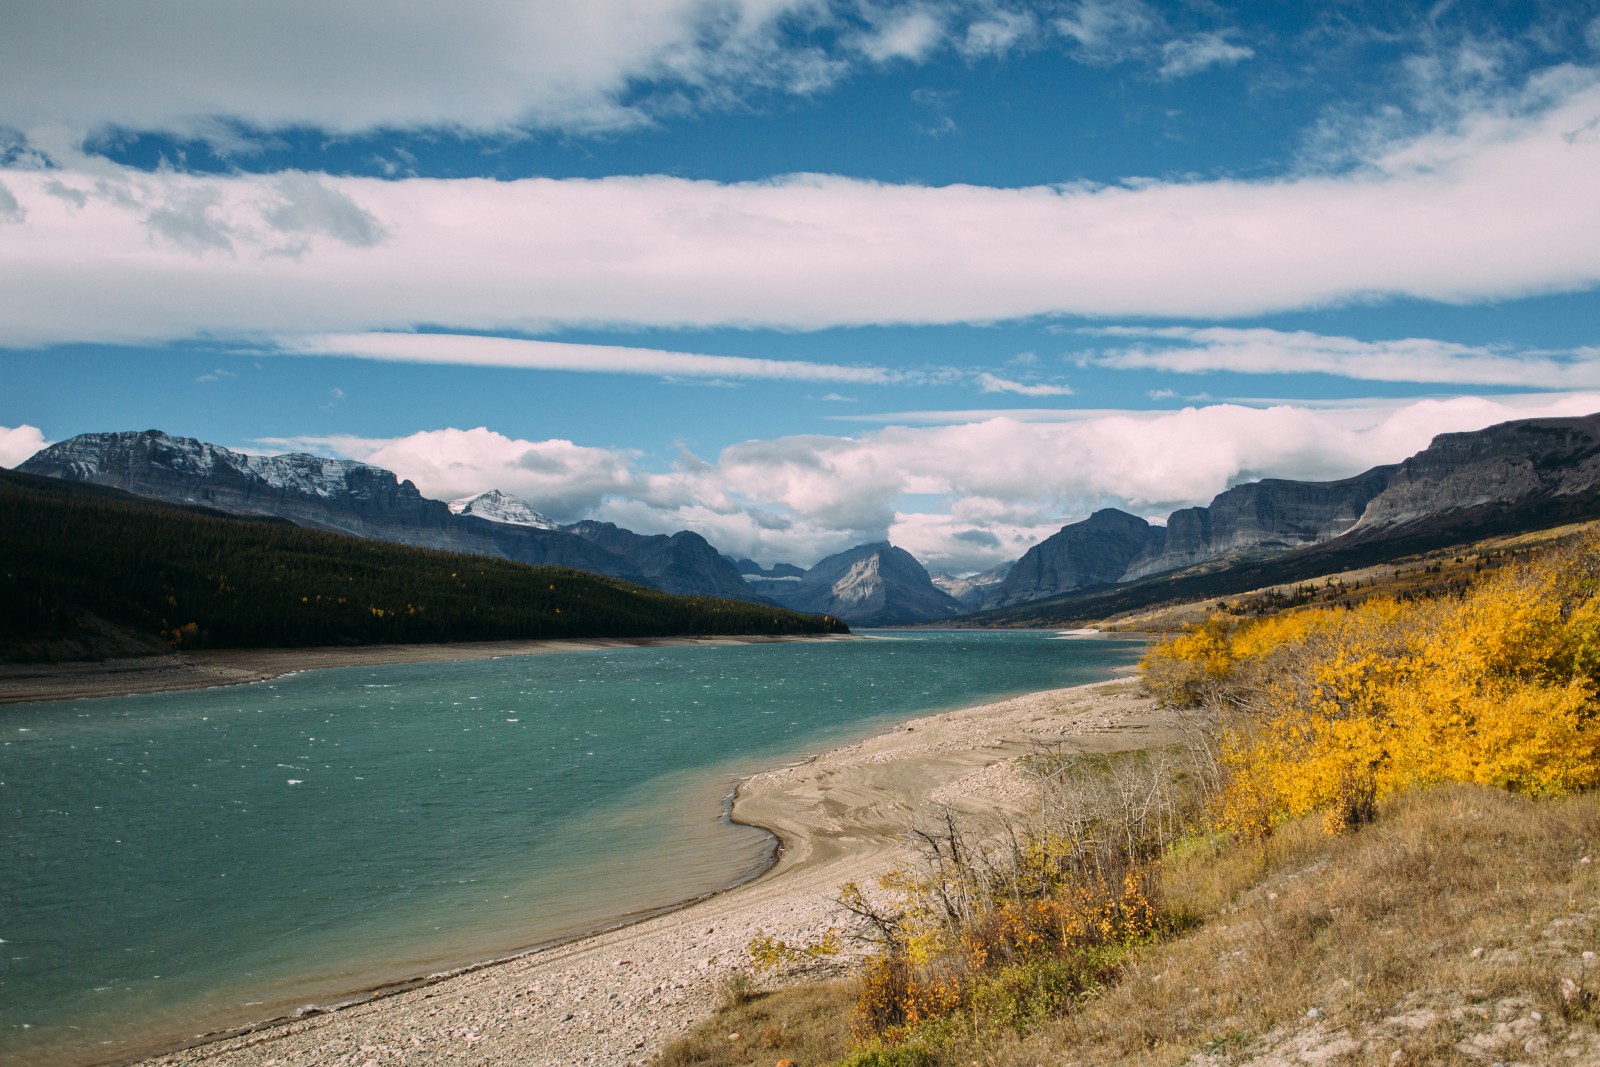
left=126, top=671, right=1173, bottom=1067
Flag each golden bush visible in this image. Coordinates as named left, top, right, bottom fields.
left=1143, top=538, right=1600, bottom=837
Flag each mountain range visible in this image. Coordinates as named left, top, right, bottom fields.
left=19, top=415, right=1600, bottom=627
left=17, top=430, right=756, bottom=602
left=979, top=414, right=1600, bottom=615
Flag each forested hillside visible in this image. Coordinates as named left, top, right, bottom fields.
left=0, top=469, right=846, bottom=661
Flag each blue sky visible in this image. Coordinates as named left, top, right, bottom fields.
left=4, top=0, right=1600, bottom=572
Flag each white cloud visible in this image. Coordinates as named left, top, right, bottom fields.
left=0, top=424, right=49, bottom=467
left=261, top=427, right=647, bottom=516
left=274, top=392, right=1600, bottom=573
left=1055, top=0, right=1158, bottom=64
left=1159, top=32, right=1253, bottom=79
left=0, top=0, right=836, bottom=140
left=287, top=332, right=897, bottom=383
left=2, top=69, right=1598, bottom=346
left=0, top=1, right=1110, bottom=147
left=1083, top=326, right=1600, bottom=387
left=826, top=408, right=1123, bottom=424
left=961, top=11, right=1035, bottom=57
left=854, top=9, right=944, bottom=62
left=976, top=372, right=1075, bottom=396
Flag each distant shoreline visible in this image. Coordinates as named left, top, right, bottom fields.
left=0, top=632, right=857, bottom=707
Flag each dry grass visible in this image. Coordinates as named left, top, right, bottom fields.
left=656, top=786, right=1600, bottom=1067
left=972, top=783, right=1600, bottom=1066
left=654, top=981, right=857, bottom=1067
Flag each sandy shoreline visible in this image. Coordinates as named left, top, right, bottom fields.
left=0, top=633, right=855, bottom=707
left=122, top=671, right=1174, bottom=1067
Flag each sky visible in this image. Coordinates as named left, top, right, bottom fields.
left=3, top=0, right=1600, bottom=574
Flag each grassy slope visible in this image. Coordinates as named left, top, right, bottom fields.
left=0, top=468, right=847, bottom=662
left=656, top=786, right=1600, bottom=1067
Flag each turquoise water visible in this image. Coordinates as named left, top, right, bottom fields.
left=0, top=631, right=1142, bottom=1066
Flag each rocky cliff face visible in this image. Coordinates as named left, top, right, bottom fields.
left=761, top=542, right=964, bottom=626
left=1121, top=467, right=1396, bottom=580
left=983, top=414, right=1600, bottom=611
left=984, top=509, right=1161, bottom=609
left=1351, top=417, right=1600, bottom=533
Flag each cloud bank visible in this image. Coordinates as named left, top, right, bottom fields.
left=288, top=333, right=897, bottom=383
left=1, top=70, right=1598, bottom=348
left=1082, top=326, right=1600, bottom=388
left=0, top=0, right=836, bottom=139
left=0, top=1, right=1271, bottom=144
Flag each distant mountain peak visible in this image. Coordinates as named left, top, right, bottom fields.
left=931, top=560, right=1014, bottom=608
left=829, top=554, right=883, bottom=605
left=750, top=540, right=963, bottom=626
left=447, top=489, right=556, bottom=530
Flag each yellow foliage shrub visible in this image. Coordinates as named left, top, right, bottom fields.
left=1143, top=538, right=1600, bottom=837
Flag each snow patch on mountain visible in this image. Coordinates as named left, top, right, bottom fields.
left=26, top=429, right=385, bottom=500
left=447, top=489, right=557, bottom=529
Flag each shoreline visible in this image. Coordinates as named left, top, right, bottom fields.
left=128, top=670, right=1176, bottom=1067
left=0, top=632, right=856, bottom=707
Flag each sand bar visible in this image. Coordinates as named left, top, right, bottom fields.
left=0, top=634, right=855, bottom=707
left=123, top=672, right=1174, bottom=1067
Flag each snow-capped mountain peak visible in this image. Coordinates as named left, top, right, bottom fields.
left=18, top=429, right=385, bottom=500
left=447, top=489, right=557, bottom=529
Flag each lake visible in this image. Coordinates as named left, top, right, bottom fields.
left=0, top=630, right=1143, bottom=1066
